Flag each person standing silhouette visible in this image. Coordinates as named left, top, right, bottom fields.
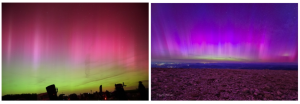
left=138, top=81, right=147, bottom=100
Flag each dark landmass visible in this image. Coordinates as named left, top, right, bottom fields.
left=151, top=62, right=298, bottom=70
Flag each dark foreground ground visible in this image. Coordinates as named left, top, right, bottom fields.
left=2, top=89, right=149, bottom=100
left=151, top=68, right=298, bottom=100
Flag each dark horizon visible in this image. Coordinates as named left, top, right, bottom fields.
left=151, top=61, right=298, bottom=70
left=151, top=59, right=298, bottom=65
left=1, top=80, right=149, bottom=96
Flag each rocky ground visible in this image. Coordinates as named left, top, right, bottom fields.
left=151, top=68, right=298, bottom=100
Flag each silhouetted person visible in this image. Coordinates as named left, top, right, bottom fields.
left=114, top=84, right=127, bottom=100
left=138, top=81, right=147, bottom=100
left=46, top=84, right=58, bottom=100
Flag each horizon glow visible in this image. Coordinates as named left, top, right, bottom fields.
left=151, top=3, right=298, bottom=63
left=2, top=3, right=149, bottom=96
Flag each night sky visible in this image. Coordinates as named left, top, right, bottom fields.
left=151, top=3, right=298, bottom=63
left=2, top=3, right=148, bottom=95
